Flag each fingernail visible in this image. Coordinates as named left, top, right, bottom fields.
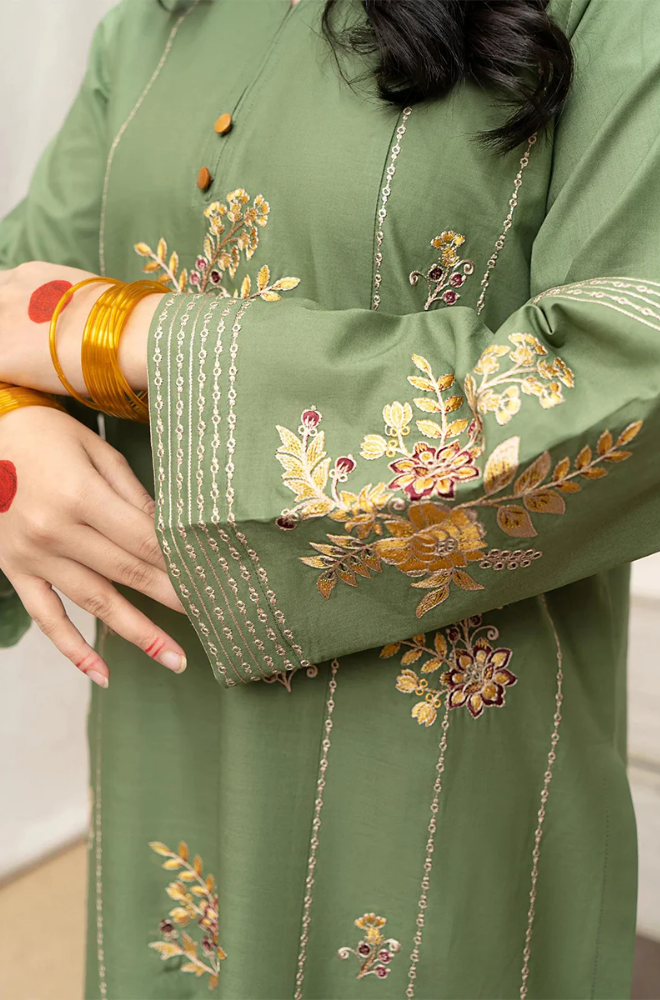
left=88, top=670, right=109, bottom=689
left=160, top=650, right=187, bottom=674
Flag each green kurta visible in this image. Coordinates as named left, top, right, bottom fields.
left=2, top=0, right=660, bottom=996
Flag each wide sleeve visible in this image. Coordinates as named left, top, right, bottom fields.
left=0, top=6, right=121, bottom=648
left=148, top=0, right=660, bottom=686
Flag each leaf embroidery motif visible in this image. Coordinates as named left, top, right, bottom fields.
left=135, top=189, right=300, bottom=302
left=149, top=841, right=226, bottom=989
left=274, top=333, right=639, bottom=617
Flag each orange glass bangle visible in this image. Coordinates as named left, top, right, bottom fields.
left=49, top=277, right=164, bottom=423
left=0, top=382, right=66, bottom=421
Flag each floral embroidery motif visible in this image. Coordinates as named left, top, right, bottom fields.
left=384, top=616, right=516, bottom=725
left=135, top=188, right=299, bottom=301
left=149, top=841, right=226, bottom=989
left=409, top=231, right=474, bottom=310
left=338, top=913, right=401, bottom=979
left=275, top=338, right=642, bottom=618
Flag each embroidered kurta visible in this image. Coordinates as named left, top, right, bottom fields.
left=1, top=0, right=660, bottom=996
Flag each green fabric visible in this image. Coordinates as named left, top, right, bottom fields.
left=1, top=0, right=659, bottom=997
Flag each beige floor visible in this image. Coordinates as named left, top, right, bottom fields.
left=0, top=841, right=86, bottom=1000
left=1, top=841, right=659, bottom=1000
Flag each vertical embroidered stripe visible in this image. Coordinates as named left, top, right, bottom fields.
left=225, top=301, right=312, bottom=669
left=372, top=107, right=412, bottom=311
left=405, top=702, right=451, bottom=999
left=172, top=298, right=261, bottom=681
left=519, top=593, right=564, bottom=1000
left=187, top=297, right=274, bottom=680
left=99, top=0, right=201, bottom=274
left=294, top=659, right=339, bottom=1000
left=93, top=625, right=108, bottom=998
left=476, top=133, right=537, bottom=315
left=152, top=294, right=234, bottom=683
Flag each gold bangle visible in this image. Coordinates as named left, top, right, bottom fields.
left=49, top=277, right=164, bottom=423
left=82, top=280, right=164, bottom=422
left=49, top=277, right=120, bottom=405
left=0, top=383, right=66, bottom=421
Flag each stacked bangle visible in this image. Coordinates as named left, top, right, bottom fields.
left=0, top=382, right=66, bottom=420
left=49, top=277, right=165, bottom=423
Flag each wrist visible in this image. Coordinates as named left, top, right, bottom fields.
left=118, top=294, right=163, bottom=392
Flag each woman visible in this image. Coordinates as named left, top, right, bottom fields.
left=0, top=0, right=658, bottom=996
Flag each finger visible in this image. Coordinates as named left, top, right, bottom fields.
left=84, top=434, right=156, bottom=517
left=55, top=560, right=187, bottom=674
left=14, top=574, right=110, bottom=688
left=67, top=525, right=184, bottom=613
left=83, top=474, right=168, bottom=573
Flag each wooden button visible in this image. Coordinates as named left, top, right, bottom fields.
left=214, top=113, right=233, bottom=135
left=197, top=166, right=212, bottom=191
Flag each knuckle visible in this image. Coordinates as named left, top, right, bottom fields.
left=120, top=560, right=153, bottom=592
left=138, top=533, right=162, bottom=564
left=81, top=592, right=113, bottom=620
left=34, top=613, right=63, bottom=638
left=26, top=512, right=55, bottom=544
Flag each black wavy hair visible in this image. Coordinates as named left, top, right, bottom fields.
left=322, top=0, right=573, bottom=153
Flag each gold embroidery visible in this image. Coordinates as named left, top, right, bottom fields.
left=275, top=338, right=636, bottom=617
left=135, top=188, right=300, bottom=301
left=384, top=616, right=516, bottom=724
left=519, top=594, right=564, bottom=998
left=409, top=231, right=474, bottom=310
left=294, top=659, right=339, bottom=1000
left=149, top=841, right=226, bottom=990
left=338, top=913, right=401, bottom=980
left=476, top=133, right=537, bottom=315
left=373, top=107, right=413, bottom=310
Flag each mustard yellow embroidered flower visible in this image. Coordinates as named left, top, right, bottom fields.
left=410, top=230, right=474, bottom=309
left=374, top=502, right=486, bottom=575
left=508, top=332, right=548, bottom=366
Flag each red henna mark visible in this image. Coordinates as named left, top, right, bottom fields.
left=0, top=461, right=17, bottom=512
left=76, top=655, right=97, bottom=672
left=28, top=280, right=73, bottom=323
left=145, top=639, right=165, bottom=659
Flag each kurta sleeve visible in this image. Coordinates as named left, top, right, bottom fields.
left=0, top=5, right=121, bottom=648
left=148, top=0, right=660, bottom=685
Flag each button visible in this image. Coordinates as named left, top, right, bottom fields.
left=214, top=113, right=233, bottom=135
left=197, top=166, right=212, bottom=191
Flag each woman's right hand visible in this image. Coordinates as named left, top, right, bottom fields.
left=0, top=405, right=187, bottom=687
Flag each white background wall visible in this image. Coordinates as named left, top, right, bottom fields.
left=0, top=0, right=115, bottom=880
left=0, top=0, right=659, bottom=942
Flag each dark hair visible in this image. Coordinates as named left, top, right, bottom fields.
left=322, top=0, right=573, bottom=153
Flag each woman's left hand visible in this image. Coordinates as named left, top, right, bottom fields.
left=0, top=261, right=160, bottom=394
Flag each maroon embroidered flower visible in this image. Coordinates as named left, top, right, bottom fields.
left=378, top=950, right=392, bottom=963
left=450, top=272, right=464, bottom=287
left=209, top=269, right=222, bottom=285
left=189, top=271, right=200, bottom=286
left=276, top=514, right=297, bottom=531
left=358, top=942, right=371, bottom=957
left=335, top=455, right=356, bottom=476
left=388, top=440, right=480, bottom=500
left=428, top=263, right=444, bottom=281
left=196, top=256, right=208, bottom=270
left=442, top=289, right=457, bottom=305
left=441, top=637, right=516, bottom=718
left=301, top=408, right=321, bottom=430
left=159, top=920, right=175, bottom=938
left=375, top=965, right=390, bottom=978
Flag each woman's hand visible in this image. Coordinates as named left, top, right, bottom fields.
left=0, top=405, right=187, bottom=687
left=0, top=262, right=158, bottom=394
